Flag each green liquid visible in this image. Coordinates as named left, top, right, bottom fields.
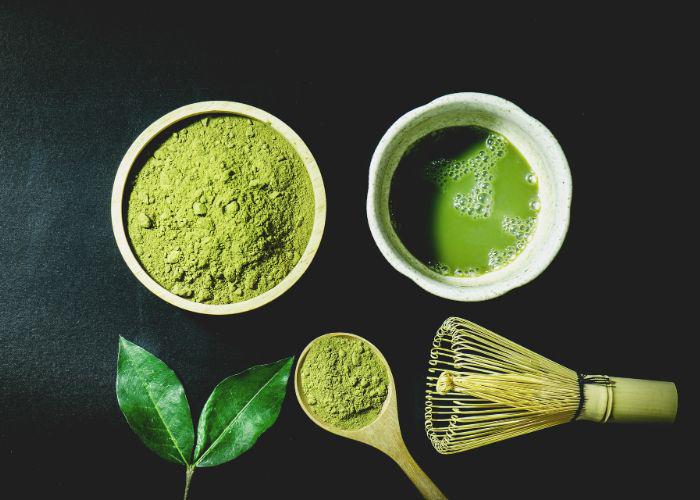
left=389, top=126, right=539, bottom=276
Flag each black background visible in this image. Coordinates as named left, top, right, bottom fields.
left=1, top=4, right=693, bottom=499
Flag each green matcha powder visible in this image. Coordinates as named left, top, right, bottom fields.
left=127, top=115, right=315, bottom=304
left=300, top=336, right=389, bottom=430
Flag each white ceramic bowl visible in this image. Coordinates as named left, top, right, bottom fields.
left=367, top=93, right=571, bottom=301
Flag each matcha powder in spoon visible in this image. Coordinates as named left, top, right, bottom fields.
left=126, top=115, right=315, bottom=304
left=300, top=336, right=389, bottom=430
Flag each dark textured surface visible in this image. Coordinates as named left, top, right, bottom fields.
left=1, top=4, right=691, bottom=499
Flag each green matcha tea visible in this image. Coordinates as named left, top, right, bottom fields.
left=389, top=126, right=539, bottom=276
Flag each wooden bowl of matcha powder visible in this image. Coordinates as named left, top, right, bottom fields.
left=111, top=101, right=326, bottom=314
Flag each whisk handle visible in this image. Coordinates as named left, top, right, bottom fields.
left=579, top=376, right=678, bottom=424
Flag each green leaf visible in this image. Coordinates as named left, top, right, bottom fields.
left=116, top=337, right=195, bottom=465
left=194, top=356, right=293, bottom=467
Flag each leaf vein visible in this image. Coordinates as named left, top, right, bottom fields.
left=129, top=353, right=190, bottom=465
left=195, top=362, right=287, bottom=466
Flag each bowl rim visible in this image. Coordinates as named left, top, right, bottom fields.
left=366, top=92, right=571, bottom=301
left=111, top=101, right=326, bottom=315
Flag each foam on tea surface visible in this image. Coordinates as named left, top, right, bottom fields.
left=390, top=126, right=539, bottom=276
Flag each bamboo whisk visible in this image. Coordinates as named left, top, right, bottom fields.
left=425, top=317, right=677, bottom=455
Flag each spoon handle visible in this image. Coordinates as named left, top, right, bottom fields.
left=390, top=443, right=446, bottom=500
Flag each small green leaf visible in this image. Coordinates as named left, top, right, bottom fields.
left=194, top=356, right=293, bottom=467
left=116, top=337, right=195, bottom=465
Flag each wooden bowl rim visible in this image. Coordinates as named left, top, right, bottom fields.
left=111, top=101, right=326, bottom=315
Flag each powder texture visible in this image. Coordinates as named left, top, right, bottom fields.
left=300, top=336, right=389, bottom=430
left=127, top=115, right=314, bottom=304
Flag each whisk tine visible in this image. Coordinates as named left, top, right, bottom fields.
left=426, top=317, right=579, bottom=454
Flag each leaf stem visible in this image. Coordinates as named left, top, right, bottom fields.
left=183, top=465, right=195, bottom=500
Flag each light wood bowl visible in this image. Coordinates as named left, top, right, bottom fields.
left=111, top=101, right=326, bottom=315
left=295, top=333, right=446, bottom=499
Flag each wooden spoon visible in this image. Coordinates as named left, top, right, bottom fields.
left=295, top=333, right=447, bottom=500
